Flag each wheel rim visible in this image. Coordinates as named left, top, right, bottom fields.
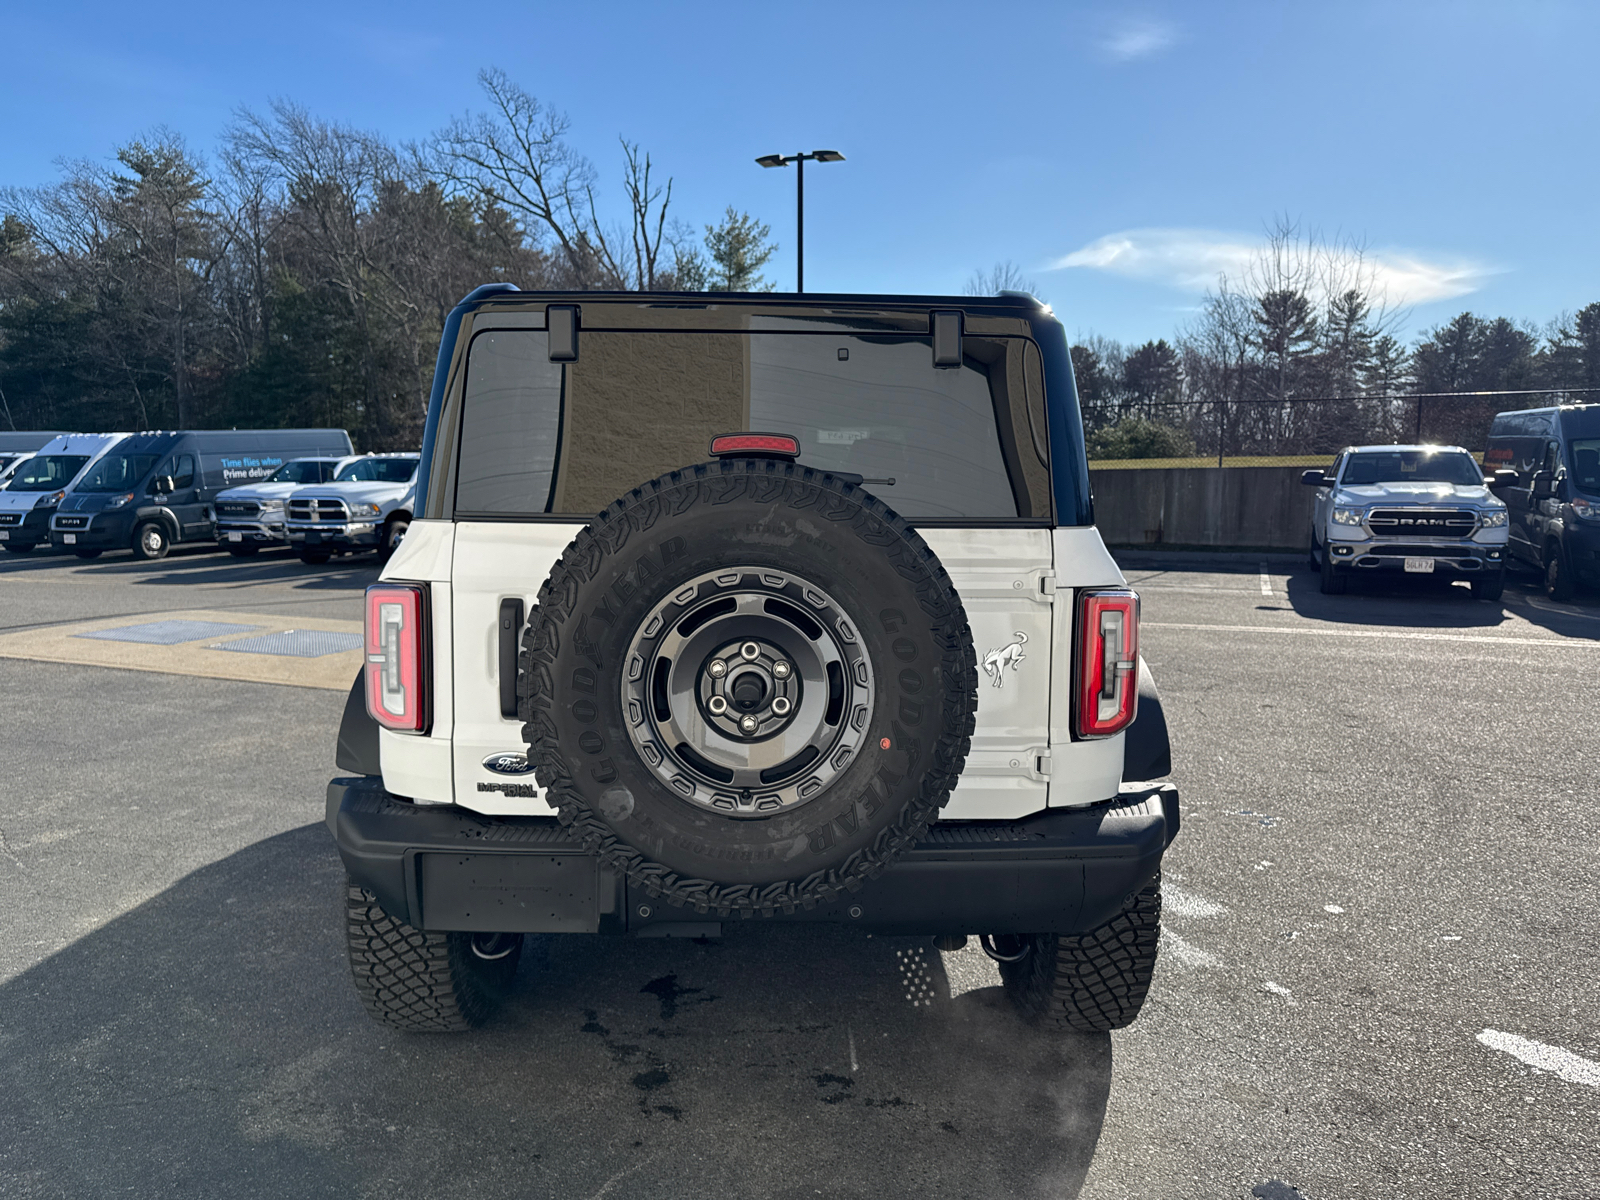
left=621, top=567, right=875, bottom=818
left=141, top=527, right=163, bottom=555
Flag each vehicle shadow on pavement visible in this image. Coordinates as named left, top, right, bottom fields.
left=0, top=545, right=377, bottom=591
left=0, top=825, right=1111, bottom=1200
left=1282, top=565, right=1600, bottom=639
left=1281, top=568, right=1512, bottom=628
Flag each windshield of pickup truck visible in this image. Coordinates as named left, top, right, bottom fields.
left=268, top=460, right=333, bottom=484
left=334, top=458, right=417, bottom=483
left=8, top=455, right=90, bottom=491
left=76, top=453, right=159, bottom=492
left=1341, top=450, right=1483, bottom=486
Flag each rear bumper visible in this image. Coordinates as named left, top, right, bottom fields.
left=326, top=775, right=1179, bottom=937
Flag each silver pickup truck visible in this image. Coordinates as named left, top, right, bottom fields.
left=284, top=454, right=418, bottom=565
left=1304, top=444, right=1513, bottom=598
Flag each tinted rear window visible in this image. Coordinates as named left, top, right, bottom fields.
left=454, top=328, right=1049, bottom=521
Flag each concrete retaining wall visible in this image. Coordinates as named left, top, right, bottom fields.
left=1090, top=466, right=1315, bottom=551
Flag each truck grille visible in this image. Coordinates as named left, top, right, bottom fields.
left=216, top=500, right=260, bottom=517
left=55, top=515, right=88, bottom=529
left=0, top=513, right=18, bottom=526
left=287, top=498, right=349, bottom=523
left=1366, top=508, right=1476, bottom=538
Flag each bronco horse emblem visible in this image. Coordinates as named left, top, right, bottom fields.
left=981, top=631, right=1028, bottom=689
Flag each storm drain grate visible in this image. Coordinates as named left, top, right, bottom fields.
left=75, top=619, right=262, bottom=646
left=211, top=629, right=364, bottom=658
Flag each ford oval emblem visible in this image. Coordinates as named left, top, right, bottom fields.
left=482, top=752, right=536, bottom=776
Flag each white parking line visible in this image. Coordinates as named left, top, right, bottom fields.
left=1145, top=622, right=1591, bottom=649
left=1259, top=565, right=1273, bottom=597
left=1477, top=1029, right=1600, bottom=1088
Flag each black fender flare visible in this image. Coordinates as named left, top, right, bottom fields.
left=1122, top=656, right=1171, bottom=783
left=336, top=672, right=382, bottom=776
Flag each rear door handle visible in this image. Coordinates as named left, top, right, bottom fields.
left=498, top=598, right=525, bottom=719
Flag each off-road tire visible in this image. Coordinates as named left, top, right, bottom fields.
left=997, top=876, right=1162, bottom=1032
left=130, top=521, right=170, bottom=561
left=519, top=456, right=978, bottom=918
left=1319, top=548, right=1348, bottom=594
left=1545, top=542, right=1576, bottom=601
left=1471, top=570, right=1504, bottom=601
left=298, top=547, right=332, bottom=565
left=344, top=879, right=521, bottom=1032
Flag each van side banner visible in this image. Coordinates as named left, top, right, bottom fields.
left=218, top=456, right=286, bottom=484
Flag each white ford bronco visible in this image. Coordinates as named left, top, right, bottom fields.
left=328, top=287, right=1178, bottom=1034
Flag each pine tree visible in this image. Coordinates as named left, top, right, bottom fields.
left=704, top=207, right=777, bottom=292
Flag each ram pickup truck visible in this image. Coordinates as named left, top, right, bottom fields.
left=214, top=456, right=363, bottom=555
left=284, top=454, right=418, bottom=564
left=1304, top=444, right=1512, bottom=598
left=327, top=286, right=1178, bottom=1038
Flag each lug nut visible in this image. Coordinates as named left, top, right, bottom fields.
left=708, top=695, right=728, bottom=715
left=772, top=660, right=791, bottom=679
left=772, top=697, right=792, bottom=716
left=708, top=659, right=727, bottom=678
left=740, top=715, right=759, bottom=733
left=740, top=641, right=760, bottom=661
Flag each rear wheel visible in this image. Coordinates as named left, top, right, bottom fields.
left=995, top=876, right=1162, bottom=1032
left=297, top=547, right=332, bottom=565
left=344, top=878, right=521, bottom=1031
left=130, top=521, right=170, bottom=561
left=1545, top=542, right=1576, bottom=601
left=1319, top=547, right=1348, bottom=594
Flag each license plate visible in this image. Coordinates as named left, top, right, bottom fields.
left=0, top=531, right=8, bottom=541
left=63, top=533, right=76, bottom=545
left=1404, top=557, right=1435, bottom=573
left=227, top=532, right=242, bottom=542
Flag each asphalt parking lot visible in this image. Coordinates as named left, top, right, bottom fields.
left=1, top=544, right=1596, bottom=1199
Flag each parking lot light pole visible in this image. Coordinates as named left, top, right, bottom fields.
left=755, top=150, right=845, bottom=293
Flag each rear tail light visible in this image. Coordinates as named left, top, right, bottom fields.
left=709, top=433, right=801, bottom=458
left=366, top=583, right=428, bottom=733
left=1075, top=588, right=1140, bottom=738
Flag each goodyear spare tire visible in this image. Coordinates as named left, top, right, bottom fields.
left=519, top=457, right=978, bottom=917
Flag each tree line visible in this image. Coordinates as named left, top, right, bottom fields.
left=973, top=227, right=1600, bottom=459
left=0, top=69, right=779, bottom=448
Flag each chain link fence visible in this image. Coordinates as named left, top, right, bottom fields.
left=1083, top=389, right=1598, bottom=469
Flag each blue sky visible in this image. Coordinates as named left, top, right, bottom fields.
left=2, top=1, right=1595, bottom=346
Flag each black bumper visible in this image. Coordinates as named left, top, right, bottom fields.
left=0, top=507, right=52, bottom=547
left=49, top=512, right=131, bottom=550
left=327, top=776, right=1179, bottom=937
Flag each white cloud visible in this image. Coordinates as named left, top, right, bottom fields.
left=1049, top=228, right=1490, bottom=306
left=1099, top=18, right=1178, bottom=62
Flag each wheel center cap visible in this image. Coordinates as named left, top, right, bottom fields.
left=731, top=671, right=767, bottom=711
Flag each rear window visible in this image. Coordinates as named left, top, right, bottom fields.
left=269, top=460, right=333, bottom=484
left=453, top=328, right=1050, bottom=521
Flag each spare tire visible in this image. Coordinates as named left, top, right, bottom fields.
left=519, top=457, right=978, bottom=917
